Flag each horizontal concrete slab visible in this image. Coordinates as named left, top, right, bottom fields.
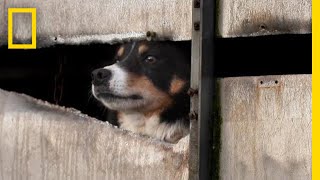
left=2, top=0, right=192, bottom=47
left=217, top=0, right=311, bottom=37
left=0, top=89, right=189, bottom=180
left=0, top=74, right=311, bottom=179
left=0, top=0, right=311, bottom=47
left=220, top=75, right=311, bottom=180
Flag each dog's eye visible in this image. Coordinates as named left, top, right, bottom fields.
left=145, top=56, right=157, bottom=64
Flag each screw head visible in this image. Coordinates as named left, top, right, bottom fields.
left=194, top=22, right=200, bottom=31
left=187, top=88, right=198, bottom=97
left=194, top=0, right=200, bottom=8
left=189, top=112, right=198, bottom=120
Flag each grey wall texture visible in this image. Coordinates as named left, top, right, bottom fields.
left=0, top=89, right=189, bottom=180
left=1, top=0, right=193, bottom=47
left=220, top=75, right=311, bottom=180
left=217, top=0, right=311, bottom=37
left=0, top=0, right=311, bottom=47
left=0, top=75, right=311, bottom=180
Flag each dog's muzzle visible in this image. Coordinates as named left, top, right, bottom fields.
left=91, top=68, right=112, bottom=86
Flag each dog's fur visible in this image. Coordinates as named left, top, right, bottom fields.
left=91, top=41, right=190, bottom=143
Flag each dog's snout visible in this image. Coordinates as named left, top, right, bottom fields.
left=92, top=68, right=112, bottom=85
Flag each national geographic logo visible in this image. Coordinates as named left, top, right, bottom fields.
left=8, top=8, right=37, bottom=49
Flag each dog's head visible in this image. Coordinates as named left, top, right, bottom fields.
left=91, top=41, right=190, bottom=114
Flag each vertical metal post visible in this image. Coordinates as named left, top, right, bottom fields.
left=198, top=0, right=215, bottom=179
left=189, top=0, right=215, bottom=179
left=189, top=0, right=201, bottom=179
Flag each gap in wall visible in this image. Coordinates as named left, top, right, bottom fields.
left=0, top=34, right=311, bottom=123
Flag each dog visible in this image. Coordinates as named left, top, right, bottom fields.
left=91, top=40, right=190, bottom=143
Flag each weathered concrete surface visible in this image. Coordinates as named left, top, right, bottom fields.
left=0, top=75, right=311, bottom=179
left=217, top=0, right=311, bottom=37
left=1, top=0, right=192, bottom=47
left=220, top=75, right=311, bottom=180
left=0, top=0, right=311, bottom=47
left=0, top=89, right=189, bottom=180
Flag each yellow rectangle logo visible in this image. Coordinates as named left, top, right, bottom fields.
left=8, top=8, right=37, bottom=49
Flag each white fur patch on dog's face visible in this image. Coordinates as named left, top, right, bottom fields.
left=92, top=63, right=171, bottom=112
left=118, top=112, right=189, bottom=143
left=92, top=64, right=145, bottom=111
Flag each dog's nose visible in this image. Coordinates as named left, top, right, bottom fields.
left=91, top=68, right=112, bottom=85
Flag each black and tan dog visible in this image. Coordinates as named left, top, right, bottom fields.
left=91, top=41, right=190, bottom=143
